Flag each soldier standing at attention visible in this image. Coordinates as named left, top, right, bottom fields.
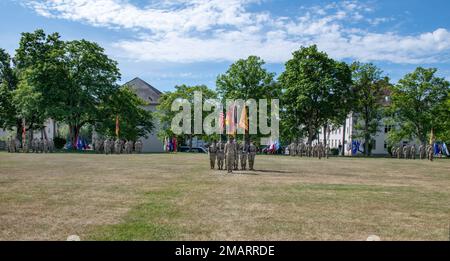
left=410, top=145, right=416, bottom=160
left=39, top=138, right=44, bottom=153
left=114, top=139, right=121, bottom=154
left=224, top=137, right=237, bottom=173
left=428, top=145, right=434, bottom=161
left=216, top=140, right=225, bottom=170
left=43, top=138, right=48, bottom=153
left=208, top=140, right=217, bottom=169
left=419, top=145, right=425, bottom=159
left=135, top=140, right=143, bottom=153
left=235, top=141, right=242, bottom=170
left=103, top=139, right=110, bottom=155
left=248, top=140, right=257, bottom=171
left=240, top=142, right=249, bottom=170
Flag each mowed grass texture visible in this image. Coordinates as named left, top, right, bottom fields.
left=0, top=152, right=449, bottom=241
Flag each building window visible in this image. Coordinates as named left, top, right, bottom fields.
left=384, top=142, right=387, bottom=149
left=372, top=140, right=376, bottom=150
left=384, top=125, right=392, bottom=133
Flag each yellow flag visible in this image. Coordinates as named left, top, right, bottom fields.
left=238, top=106, right=248, bottom=131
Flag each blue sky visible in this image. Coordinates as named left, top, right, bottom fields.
left=1, top=0, right=450, bottom=92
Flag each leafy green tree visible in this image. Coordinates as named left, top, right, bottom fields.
left=216, top=56, right=280, bottom=143
left=388, top=67, right=449, bottom=145
left=435, top=95, right=450, bottom=143
left=95, top=86, right=154, bottom=140
left=58, top=39, right=121, bottom=147
left=13, top=29, right=66, bottom=139
left=0, top=48, right=20, bottom=137
left=351, top=62, right=390, bottom=155
left=279, top=45, right=353, bottom=145
left=157, top=85, right=217, bottom=150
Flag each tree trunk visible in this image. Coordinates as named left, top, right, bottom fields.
left=322, top=125, right=327, bottom=146
left=15, top=120, right=22, bottom=142
left=341, top=119, right=346, bottom=156
left=69, top=125, right=80, bottom=150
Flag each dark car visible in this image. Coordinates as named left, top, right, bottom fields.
left=178, top=146, right=207, bottom=153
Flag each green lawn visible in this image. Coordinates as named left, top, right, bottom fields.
left=0, top=152, right=449, bottom=240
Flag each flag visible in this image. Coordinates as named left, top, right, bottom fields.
left=442, top=143, right=449, bottom=156
left=226, top=103, right=236, bottom=135
left=115, top=115, right=120, bottom=138
left=219, top=111, right=225, bottom=133
left=238, top=106, right=248, bottom=131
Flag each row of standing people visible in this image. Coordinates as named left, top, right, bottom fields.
left=93, top=138, right=143, bottom=154
left=391, top=144, right=435, bottom=161
left=208, top=137, right=258, bottom=173
left=6, top=138, right=55, bottom=153
left=287, top=143, right=330, bottom=159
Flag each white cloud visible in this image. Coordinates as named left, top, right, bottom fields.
left=24, top=0, right=450, bottom=64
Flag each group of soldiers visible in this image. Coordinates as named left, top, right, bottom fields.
left=93, top=138, right=143, bottom=155
left=6, top=137, right=55, bottom=153
left=287, top=142, right=330, bottom=159
left=391, top=144, right=435, bottom=161
left=208, top=137, right=257, bottom=173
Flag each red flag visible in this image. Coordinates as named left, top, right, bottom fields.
left=219, top=111, right=224, bottom=132
left=115, top=115, right=120, bottom=138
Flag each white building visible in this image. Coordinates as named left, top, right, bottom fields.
left=122, top=77, right=165, bottom=153
left=316, top=112, right=419, bottom=156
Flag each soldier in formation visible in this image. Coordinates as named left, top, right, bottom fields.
left=234, top=141, right=240, bottom=170
left=216, top=140, right=225, bottom=170
left=248, top=140, right=257, bottom=170
left=240, top=142, right=249, bottom=170
left=135, top=140, right=143, bottom=153
left=224, top=137, right=237, bottom=173
left=208, top=140, right=217, bottom=169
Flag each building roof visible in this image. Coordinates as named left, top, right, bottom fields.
left=124, top=77, right=162, bottom=105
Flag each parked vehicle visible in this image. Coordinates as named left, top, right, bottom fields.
left=178, top=146, right=207, bottom=153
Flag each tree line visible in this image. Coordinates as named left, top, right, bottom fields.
left=0, top=29, right=154, bottom=148
left=158, top=46, right=449, bottom=155
left=1, top=29, right=449, bottom=155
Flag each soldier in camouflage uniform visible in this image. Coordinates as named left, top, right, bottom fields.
left=418, top=145, right=425, bottom=160
left=135, top=140, right=143, bottom=153
left=224, top=137, right=237, bottom=173
left=216, top=140, right=225, bottom=170
left=427, top=145, right=434, bottom=161
left=6, top=138, right=11, bottom=153
left=248, top=140, right=257, bottom=171
left=208, top=140, right=217, bottom=169
left=103, top=139, right=110, bottom=155
left=410, top=145, right=416, bottom=160
left=114, top=139, right=122, bottom=154
left=234, top=141, right=241, bottom=171
left=240, top=142, right=249, bottom=170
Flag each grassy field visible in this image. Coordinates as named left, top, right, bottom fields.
left=0, top=152, right=449, bottom=241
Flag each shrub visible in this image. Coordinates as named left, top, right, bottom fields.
left=330, top=148, right=339, bottom=156
left=53, top=137, right=66, bottom=150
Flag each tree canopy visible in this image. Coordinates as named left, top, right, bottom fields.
left=388, top=67, right=449, bottom=145
left=279, top=45, right=353, bottom=144
left=351, top=62, right=390, bottom=155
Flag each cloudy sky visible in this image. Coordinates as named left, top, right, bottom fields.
left=1, top=0, right=450, bottom=91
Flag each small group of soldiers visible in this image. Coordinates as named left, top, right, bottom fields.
left=93, top=138, right=143, bottom=155
left=287, top=142, right=330, bottom=159
left=6, top=137, right=54, bottom=153
left=31, top=138, right=55, bottom=153
left=208, top=137, right=257, bottom=173
left=391, top=144, right=434, bottom=161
